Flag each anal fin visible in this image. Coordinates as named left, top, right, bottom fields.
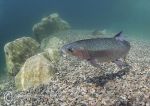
left=113, top=59, right=129, bottom=69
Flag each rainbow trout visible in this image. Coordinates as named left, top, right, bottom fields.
left=61, top=32, right=130, bottom=68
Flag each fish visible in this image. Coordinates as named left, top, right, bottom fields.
left=61, top=31, right=131, bottom=68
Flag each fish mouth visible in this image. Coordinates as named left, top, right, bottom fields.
left=60, top=46, right=67, bottom=54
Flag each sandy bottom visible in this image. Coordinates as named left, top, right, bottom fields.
left=0, top=30, right=150, bottom=106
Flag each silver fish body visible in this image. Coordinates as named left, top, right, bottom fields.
left=61, top=32, right=130, bottom=68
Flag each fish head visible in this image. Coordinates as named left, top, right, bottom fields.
left=61, top=42, right=87, bottom=59
left=61, top=42, right=81, bottom=55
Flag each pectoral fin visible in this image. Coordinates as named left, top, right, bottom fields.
left=88, top=59, right=101, bottom=68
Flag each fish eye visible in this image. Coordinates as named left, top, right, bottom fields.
left=68, top=48, right=73, bottom=52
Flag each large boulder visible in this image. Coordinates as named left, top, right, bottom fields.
left=41, top=36, right=64, bottom=50
left=41, top=36, right=64, bottom=64
left=42, top=48, right=61, bottom=65
left=32, top=13, right=71, bottom=42
left=4, top=37, right=40, bottom=76
left=15, top=53, right=57, bottom=91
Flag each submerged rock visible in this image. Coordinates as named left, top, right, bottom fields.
left=4, top=37, right=40, bottom=76
left=41, top=36, right=64, bottom=64
left=15, top=53, right=57, bottom=91
left=0, top=84, right=5, bottom=91
left=43, top=48, right=61, bottom=64
left=41, top=36, right=64, bottom=50
left=32, top=13, right=71, bottom=42
left=92, top=29, right=107, bottom=36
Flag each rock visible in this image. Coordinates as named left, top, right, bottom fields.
left=32, top=13, right=71, bottom=42
left=42, top=48, right=61, bottom=64
left=15, top=53, right=57, bottom=91
left=41, top=36, right=64, bottom=50
left=0, top=84, right=5, bottom=91
left=4, top=37, right=40, bottom=76
left=92, top=29, right=107, bottom=36
left=41, top=37, right=64, bottom=64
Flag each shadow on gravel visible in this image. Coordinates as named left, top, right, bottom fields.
left=86, top=67, right=131, bottom=87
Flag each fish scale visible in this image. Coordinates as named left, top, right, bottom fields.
left=77, top=38, right=124, bottom=51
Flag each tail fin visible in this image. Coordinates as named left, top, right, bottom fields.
left=114, top=31, right=124, bottom=41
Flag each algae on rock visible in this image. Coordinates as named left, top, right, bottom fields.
left=15, top=53, right=57, bottom=91
left=4, top=37, right=40, bottom=76
left=32, top=13, right=70, bottom=42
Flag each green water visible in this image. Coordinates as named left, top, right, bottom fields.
left=1, top=0, right=150, bottom=82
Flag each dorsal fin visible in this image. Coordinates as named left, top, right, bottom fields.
left=114, top=31, right=124, bottom=41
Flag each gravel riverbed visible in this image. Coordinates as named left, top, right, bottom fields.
left=0, top=30, right=150, bottom=106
